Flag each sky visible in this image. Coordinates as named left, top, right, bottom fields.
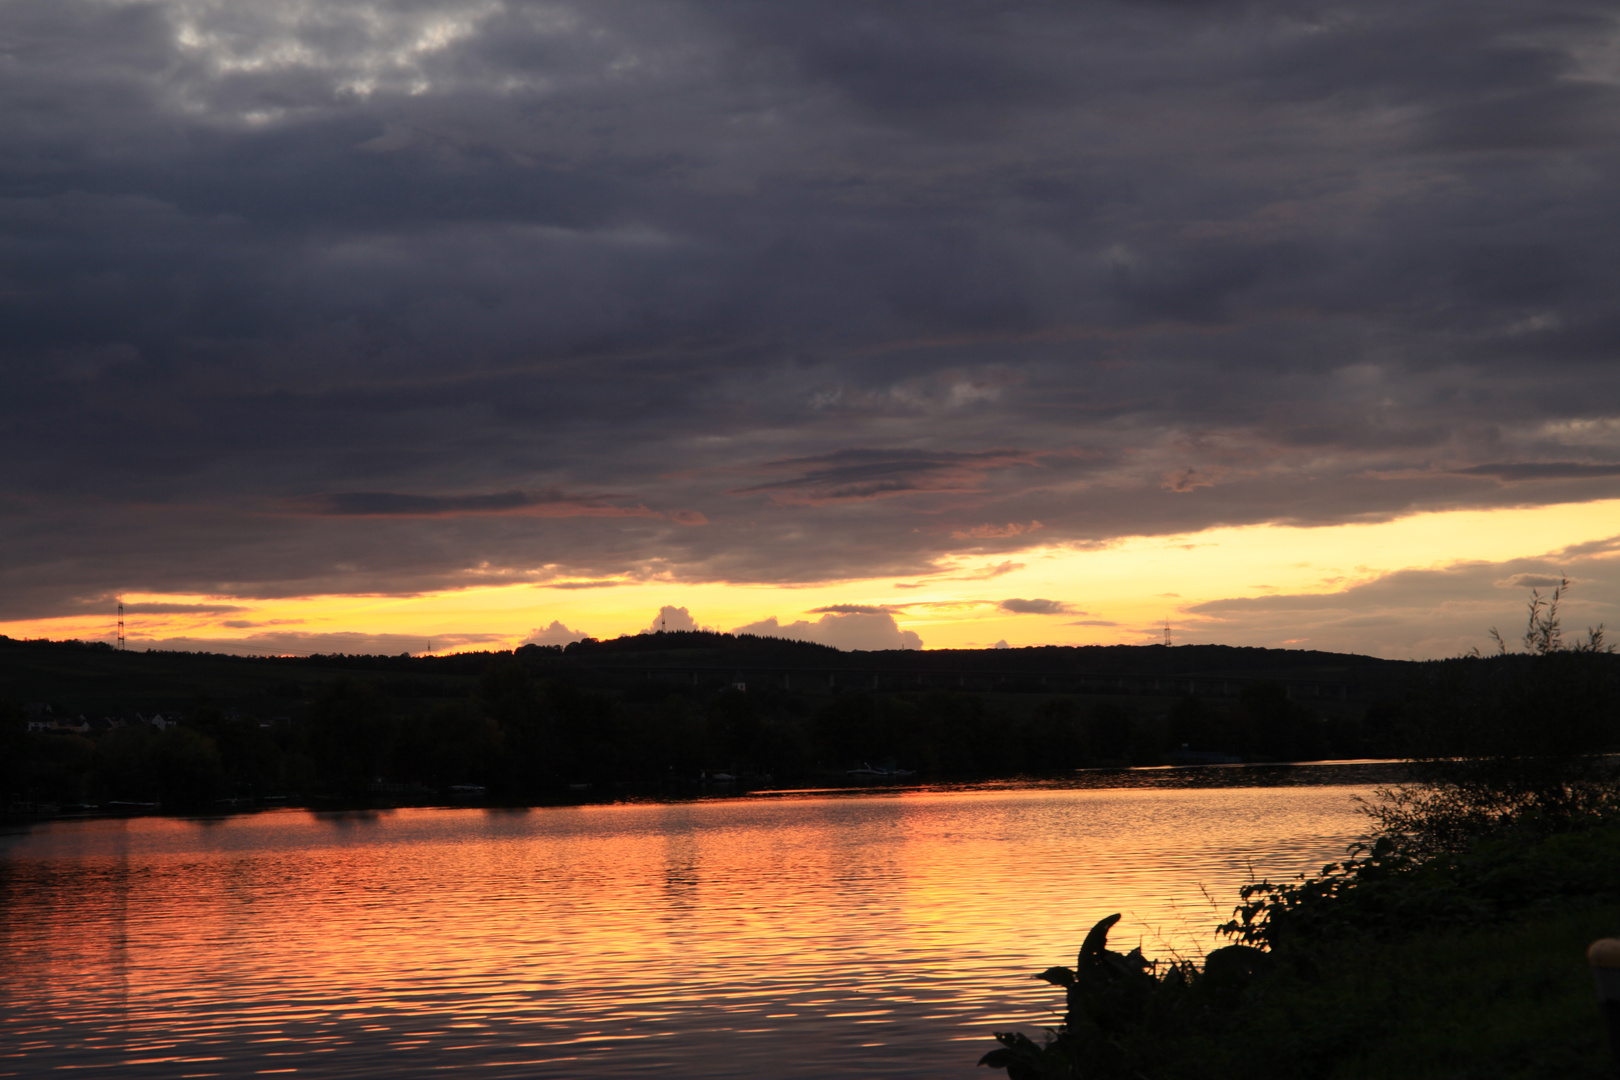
left=2, top=0, right=1618, bottom=659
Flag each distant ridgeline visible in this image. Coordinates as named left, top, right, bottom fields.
left=550, top=631, right=1406, bottom=696
left=0, top=629, right=1413, bottom=712
left=9, top=630, right=1603, bottom=814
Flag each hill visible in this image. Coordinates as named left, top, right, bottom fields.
left=0, top=631, right=1417, bottom=719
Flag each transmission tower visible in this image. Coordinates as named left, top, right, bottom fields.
left=117, top=599, right=125, bottom=651
left=1163, top=619, right=1171, bottom=648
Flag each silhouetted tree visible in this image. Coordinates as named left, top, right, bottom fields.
left=1167, top=695, right=1224, bottom=753
left=1025, top=697, right=1090, bottom=770
left=309, top=678, right=393, bottom=796
left=1370, top=580, right=1620, bottom=851
left=0, top=700, right=24, bottom=802
left=1087, top=702, right=1134, bottom=763
left=1238, top=682, right=1326, bottom=761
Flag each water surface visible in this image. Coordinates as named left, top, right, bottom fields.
left=1, top=765, right=1393, bottom=1078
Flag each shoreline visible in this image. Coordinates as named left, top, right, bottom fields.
left=2, top=757, right=1414, bottom=827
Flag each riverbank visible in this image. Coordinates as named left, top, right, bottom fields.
left=1182, top=901, right=1615, bottom=1078
left=986, top=817, right=1620, bottom=1079
left=2, top=758, right=1416, bottom=826
left=4, top=633, right=1424, bottom=818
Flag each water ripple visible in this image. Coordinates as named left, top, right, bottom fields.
left=1, top=771, right=1386, bottom=1078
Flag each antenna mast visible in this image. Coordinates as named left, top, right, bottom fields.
left=117, top=599, right=125, bottom=651
left=1163, top=618, right=1171, bottom=648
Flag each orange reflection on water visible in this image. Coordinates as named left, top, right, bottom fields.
left=0, top=777, right=1378, bottom=1078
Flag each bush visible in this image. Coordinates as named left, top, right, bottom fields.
left=983, top=838, right=1620, bottom=1080
left=979, top=585, right=1620, bottom=1078
left=1362, top=580, right=1620, bottom=854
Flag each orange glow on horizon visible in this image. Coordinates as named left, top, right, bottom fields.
left=5, top=498, right=1617, bottom=659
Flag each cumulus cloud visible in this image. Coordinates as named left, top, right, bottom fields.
left=523, top=620, right=589, bottom=646
left=734, top=611, right=923, bottom=651
left=650, top=605, right=700, bottom=633
left=999, top=598, right=1078, bottom=615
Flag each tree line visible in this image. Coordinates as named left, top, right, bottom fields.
left=2, top=658, right=1413, bottom=811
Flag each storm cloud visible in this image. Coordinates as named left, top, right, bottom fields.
left=3, top=0, right=1619, bottom=621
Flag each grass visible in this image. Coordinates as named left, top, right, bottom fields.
left=1166, top=903, right=1618, bottom=1079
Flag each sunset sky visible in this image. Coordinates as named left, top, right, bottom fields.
left=3, top=0, right=1617, bottom=659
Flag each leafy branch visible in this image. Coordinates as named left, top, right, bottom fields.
left=1487, top=577, right=1611, bottom=656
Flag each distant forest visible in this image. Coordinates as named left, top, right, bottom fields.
left=4, top=631, right=1616, bottom=813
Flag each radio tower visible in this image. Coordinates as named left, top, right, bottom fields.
left=1163, top=619, right=1172, bottom=648
left=117, top=599, right=126, bottom=651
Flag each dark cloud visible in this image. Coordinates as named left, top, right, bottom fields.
left=1454, top=463, right=1620, bottom=482
left=1179, top=540, right=1620, bottom=657
left=121, top=603, right=247, bottom=615
left=1497, top=574, right=1566, bottom=589
left=998, top=598, right=1079, bottom=615
left=3, top=0, right=1620, bottom=621
left=734, top=449, right=1045, bottom=504
left=131, top=632, right=503, bottom=657
left=951, top=522, right=1043, bottom=540
left=293, top=489, right=689, bottom=520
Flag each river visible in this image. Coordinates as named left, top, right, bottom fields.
left=0, top=763, right=1404, bottom=1078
